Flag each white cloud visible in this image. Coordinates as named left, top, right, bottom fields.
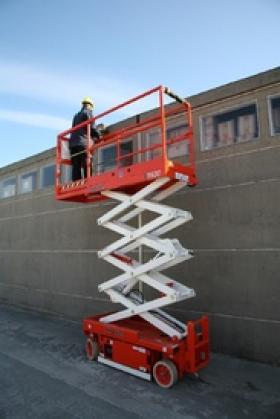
left=0, top=109, right=70, bottom=130
left=0, top=61, right=137, bottom=108
left=0, top=61, right=158, bottom=119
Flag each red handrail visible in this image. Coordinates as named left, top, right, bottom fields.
left=56, top=86, right=194, bottom=191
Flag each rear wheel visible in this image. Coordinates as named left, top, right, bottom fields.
left=153, top=359, right=178, bottom=388
left=85, top=337, right=99, bottom=361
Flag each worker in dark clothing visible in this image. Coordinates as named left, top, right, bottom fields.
left=69, top=97, right=100, bottom=181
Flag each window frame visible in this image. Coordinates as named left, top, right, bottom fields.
left=145, top=116, right=189, bottom=161
left=1, top=176, right=17, bottom=198
left=199, top=100, right=260, bottom=152
left=18, top=170, right=38, bottom=195
left=267, top=93, right=280, bottom=137
left=166, top=122, right=189, bottom=159
left=145, top=128, right=162, bottom=161
left=97, top=138, right=134, bottom=173
left=40, top=163, right=56, bottom=189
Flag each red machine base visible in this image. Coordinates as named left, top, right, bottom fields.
left=83, top=313, right=210, bottom=388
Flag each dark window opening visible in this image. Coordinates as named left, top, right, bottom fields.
left=99, top=141, right=133, bottom=172
left=271, top=97, right=280, bottom=134
left=2, top=178, right=16, bottom=198
left=20, top=172, right=37, bottom=194
left=41, top=165, right=55, bottom=188
left=166, top=124, right=189, bottom=158
left=201, top=104, right=259, bottom=151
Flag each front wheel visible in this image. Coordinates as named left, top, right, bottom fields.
left=85, top=337, right=99, bottom=361
left=153, top=359, right=178, bottom=388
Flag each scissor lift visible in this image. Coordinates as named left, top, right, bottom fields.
left=56, top=86, right=209, bottom=388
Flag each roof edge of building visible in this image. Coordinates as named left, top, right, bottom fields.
left=1, top=66, right=279, bottom=174
left=188, top=66, right=280, bottom=108
left=0, top=147, right=55, bottom=175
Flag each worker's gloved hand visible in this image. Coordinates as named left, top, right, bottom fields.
left=96, top=123, right=108, bottom=135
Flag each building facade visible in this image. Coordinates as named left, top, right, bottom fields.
left=0, top=67, right=280, bottom=364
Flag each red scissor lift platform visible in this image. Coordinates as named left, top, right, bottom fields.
left=56, top=86, right=209, bottom=388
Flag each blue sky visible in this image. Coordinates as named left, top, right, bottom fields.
left=0, top=0, right=279, bottom=167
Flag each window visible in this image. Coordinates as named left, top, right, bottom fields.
left=200, top=103, right=259, bottom=151
left=167, top=124, right=188, bottom=158
left=41, top=164, right=55, bottom=188
left=146, top=124, right=189, bottom=161
left=61, top=165, right=72, bottom=184
left=101, top=145, right=117, bottom=172
left=98, top=141, right=133, bottom=172
left=19, top=171, right=37, bottom=194
left=2, top=177, right=16, bottom=198
left=268, top=95, right=280, bottom=135
left=146, top=129, right=162, bottom=160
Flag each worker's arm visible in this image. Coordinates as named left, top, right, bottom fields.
left=83, top=108, right=101, bottom=142
left=91, top=125, right=100, bottom=141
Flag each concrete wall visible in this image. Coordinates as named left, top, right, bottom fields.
left=0, top=68, right=280, bottom=364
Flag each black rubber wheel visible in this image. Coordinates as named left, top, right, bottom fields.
left=153, top=359, right=178, bottom=388
left=85, top=337, right=99, bottom=361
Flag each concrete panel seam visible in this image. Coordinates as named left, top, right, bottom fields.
left=1, top=248, right=280, bottom=253
left=1, top=143, right=280, bottom=211
left=2, top=282, right=279, bottom=326
left=0, top=249, right=99, bottom=253
left=0, top=202, right=115, bottom=222
left=1, top=177, right=280, bottom=222
left=0, top=282, right=108, bottom=303
left=193, top=248, right=280, bottom=252
left=0, top=301, right=80, bottom=324
left=0, top=191, right=54, bottom=207
left=192, top=177, right=280, bottom=193
left=169, top=309, right=280, bottom=325
left=197, top=143, right=280, bottom=164
left=0, top=191, right=115, bottom=209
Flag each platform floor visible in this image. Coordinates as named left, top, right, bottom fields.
left=0, top=303, right=279, bottom=419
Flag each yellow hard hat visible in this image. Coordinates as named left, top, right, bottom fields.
left=82, top=96, right=94, bottom=107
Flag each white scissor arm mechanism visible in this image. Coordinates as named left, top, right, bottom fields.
left=97, top=178, right=196, bottom=339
